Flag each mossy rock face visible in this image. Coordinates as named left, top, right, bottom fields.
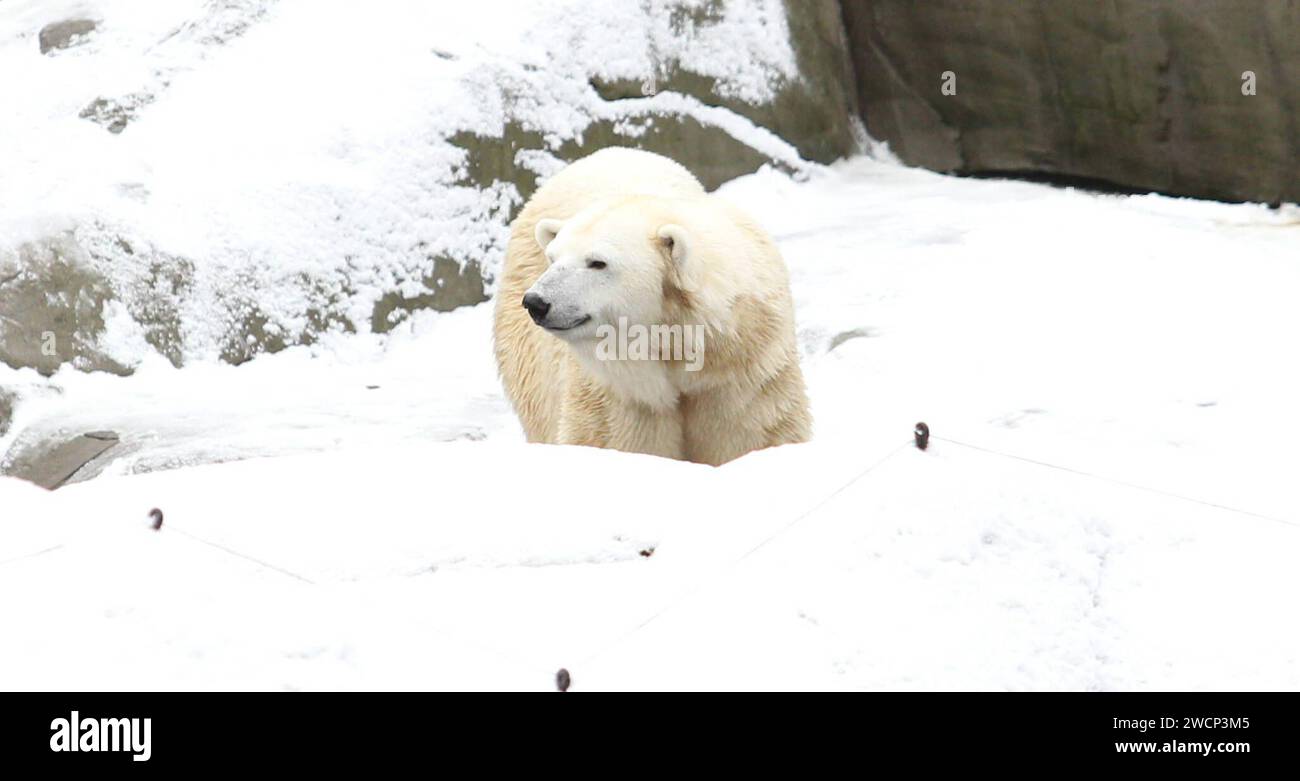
left=80, top=234, right=191, bottom=369
left=130, top=259, right=190, bottom=368
left=371, top=257, right=489, bottom=334
left=0, top=388, right=14, bottom=438
left=0, top=231, right=199, bottom=375
left=450, top=112, right=779, bottom=204
left=218, top=307, right=293, bottom=366
left=215, top=276, right=358, bottom=365
left=0, top=229, right=364, bottom=372
left=588, top=0, right=860, bottom=167
left=564, top=116, right=779, bottom=191
left=0, top=236, right=130, bottom=377
left=450, top=126, right=550, bottom=207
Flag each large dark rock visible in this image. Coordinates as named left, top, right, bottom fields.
left=39, top=18, right=98, bottom=54
left=840, top=0, right=1300, bottom=203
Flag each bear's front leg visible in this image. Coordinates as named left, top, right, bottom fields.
left=682, top=362, right=810, bottom=466
left=681, top=386, right=765, bottom=466
left=604, top=397, right=685, bottom=461
left=555, top=379, right=684, bottom=461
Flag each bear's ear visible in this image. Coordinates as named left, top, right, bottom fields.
left=535, top=219, right=564, bottom=252
left=657, top=224, right=697, bottom=291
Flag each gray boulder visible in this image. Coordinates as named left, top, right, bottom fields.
left=3, top=431, right=120, bottom=490
left=39, top=19, right=98, bottom=54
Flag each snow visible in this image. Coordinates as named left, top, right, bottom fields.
left=4, top=1, right=1300, bottom=691
left=4, top=155, right=1300, bottom=690
left=1, top=307, right=510, bottom=477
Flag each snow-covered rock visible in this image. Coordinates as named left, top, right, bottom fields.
left=0, top=0, right=858, bottom=375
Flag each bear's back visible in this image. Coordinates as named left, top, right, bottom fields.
left=528, top=147, right=705, bottom=216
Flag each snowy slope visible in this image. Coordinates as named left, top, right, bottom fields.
left=3, top=156, right=1300, bottom=690
left=2, top=427, right=1298, bottom=691
left=0, top=0, right=805, bottom=368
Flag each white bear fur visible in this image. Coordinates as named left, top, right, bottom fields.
left=493, top=148, right=811, bottom=465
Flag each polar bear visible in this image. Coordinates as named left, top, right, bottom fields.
left=492, top=148, right=810, bottom=465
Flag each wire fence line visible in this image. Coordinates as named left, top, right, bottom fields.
left=3, top=426, right=1296, bottom=689
left=570, top=427, right=1300, bottom=679
left=167, top=527, right=318, bottom=584
left=932, top=435, right=1300, bottom=531
left=163, top=433, right=1300, bottom=689
left=0, top=543, right=64, bottom=570
left=575, top=437, right=917, bottom=671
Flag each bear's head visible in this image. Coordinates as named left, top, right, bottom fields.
left=522, top=197, right=699, bottom=342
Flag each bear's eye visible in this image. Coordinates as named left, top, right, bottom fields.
left=586, top=258, right=607, bottom=270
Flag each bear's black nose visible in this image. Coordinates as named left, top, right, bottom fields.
left=522, top=292, right=551, bottom=323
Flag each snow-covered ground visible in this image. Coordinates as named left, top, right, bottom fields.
left=4, top=156, right=1300, bottom=690
left=3, top=0, right=1300, bottom=691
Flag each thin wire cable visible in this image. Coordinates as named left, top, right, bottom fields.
left=159, top=525, right=567, bottom=682
left=167, top=527, right=317, bottom=584
left=9, top=430, right=1296, bottom=687
left=573, top=430, right=1300, bottom=673
left=167, top=526, right=567, bottom=683
left=577, top=439, right=915, bottom=668
left=933, top=435, right=1300, bottom=531
left=0, top=543, right=64, bottom=569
